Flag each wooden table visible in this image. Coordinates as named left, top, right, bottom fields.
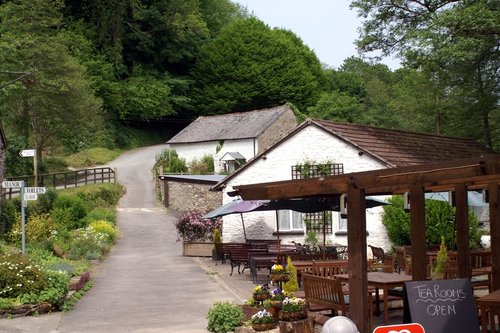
left=476, top=289, right=500, bottom=333
left=249, top=255, right=276, bottom=283
left=336, top=272, right=412, bottom=324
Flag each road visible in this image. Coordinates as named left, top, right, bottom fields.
left=0, top=144, right=237, bottom=333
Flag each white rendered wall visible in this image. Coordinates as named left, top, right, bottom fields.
left=168, top=139, right=256, bottom=172
left=221, top=125, right=393, bottom=253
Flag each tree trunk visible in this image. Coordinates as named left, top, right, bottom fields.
left=278, top=319, right=313, bottom=333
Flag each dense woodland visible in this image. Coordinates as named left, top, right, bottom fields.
left=0, top=0, right=498, bottom=177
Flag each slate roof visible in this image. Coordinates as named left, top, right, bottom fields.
left=167, top=105, right=292, bottom=144
left=313, top=119, right=493, bottom=167
left=211, top=119, right=493, bottom=190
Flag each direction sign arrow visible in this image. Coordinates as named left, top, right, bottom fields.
left=19, top=149, right=35, bottom=157
left=1, top=180, right=23, bottom=188
left=24, top=193, right=38, bottom=201
left=25, top=187, right=46, bottom=194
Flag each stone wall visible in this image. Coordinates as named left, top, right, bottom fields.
left=162, top=180, right=221, bottom=213
left=258, top=109, right=297, bottom=153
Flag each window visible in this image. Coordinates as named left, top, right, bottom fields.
left=338, top=214, right=348, bottom=231
left=278, top=210, right=303, bottom=231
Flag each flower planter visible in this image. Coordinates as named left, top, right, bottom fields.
left=252, top=322, right=277, bottom=331
left=240, top=305, right=262, bottom=321
left=279, top=309, right=308, bottom=321
left=182, top=241, right=213, bottom=257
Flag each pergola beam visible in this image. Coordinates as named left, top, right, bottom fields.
left=234, top=156, right=500, bottom=200
left=230, top=155, right=500, bottom=332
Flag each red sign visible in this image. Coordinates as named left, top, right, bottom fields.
left=373, top=323, right=425, bottom=333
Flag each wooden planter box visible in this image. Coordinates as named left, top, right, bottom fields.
left=182, top=241, right=213, bottom=257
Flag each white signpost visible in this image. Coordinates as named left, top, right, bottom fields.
left=1, top=180, right=23, bottom=188
left=19, top=148, right=37, bottom=186
left=25, top=187, right=46, bottom=194
left=19, top=149, right=35, bottom=157
left=24, top=193, right=38, bottom=201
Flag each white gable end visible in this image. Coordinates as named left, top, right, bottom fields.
left=221, top=125, right=391, bottom=250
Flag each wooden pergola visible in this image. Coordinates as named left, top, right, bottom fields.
left=233, top=155, right=500, bottom=333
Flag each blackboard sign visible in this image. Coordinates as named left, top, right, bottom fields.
left=404, top=278, right=479, bottom=333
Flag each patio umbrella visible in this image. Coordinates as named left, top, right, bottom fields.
left=202, top=199, right=271, bottom=240
left=202, top=196, right=388, bottom=251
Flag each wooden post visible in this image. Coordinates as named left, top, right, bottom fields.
left=279, top=319, right=313, bottom=333
left=455, top=184, right=470, bottom=278
left=347, top=180, right=369, bottom=333
left=489, top=183, right=499, bottom=291
left=409, top=183, right=427, bottom=281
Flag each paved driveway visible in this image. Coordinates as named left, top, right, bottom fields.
left=0, top=145, right=237, bottom=333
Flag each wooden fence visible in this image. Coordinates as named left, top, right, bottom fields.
left=2, top=167, right=116, bottom=199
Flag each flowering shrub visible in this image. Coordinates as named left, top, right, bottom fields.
left=251, top=309, right=274, bottom=324
left=67, top=227, right=110, bottom=260
left=7, top=213, right=55, bottom=244
left=90, top=220, right=118, bottom=243
left=0, top=253, right=48, bottom=298
left=175, top=211, right=222, bottom=242
left=281, top=297, right=306, bottom=312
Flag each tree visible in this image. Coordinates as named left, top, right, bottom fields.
left=191, top=17, right=324, bottom=114
left=0, top=0, right=105, bottom=158
left=351, top=0, right=499, bottom=150
left=308, top=91, right=363, bottom=123
left=382, top=195, right=480, bottom=248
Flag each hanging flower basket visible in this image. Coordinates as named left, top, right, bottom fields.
left=253, top=292, right=271, bottom=302
left=269, top=272, right=290, bottom=282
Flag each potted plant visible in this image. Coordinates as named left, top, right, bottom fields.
left=283, top=256, right=299, bottom=293
left=269, top=263, right=290, bottom=283
left=212, top=228, right=222, bottom=261
left=252, top=284, right=271, bottom=302
left=250, top=309, right=277, bottom=331
left=269, top=287, right=286, bottom=308
left=430, top=237, right=448, bottom=280
left=206, top=301, right=244, bottom=333
left=279, top=297, right=307, bottom=321
left=175, top=211, right=222, bottom=257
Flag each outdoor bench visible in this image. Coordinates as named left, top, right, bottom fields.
left=218, top=242, right=251, bottom=264
left=228, top=247, right=267, bottom=276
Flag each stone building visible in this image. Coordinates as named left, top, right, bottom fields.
left=166, top=105, right=298, bottom=174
